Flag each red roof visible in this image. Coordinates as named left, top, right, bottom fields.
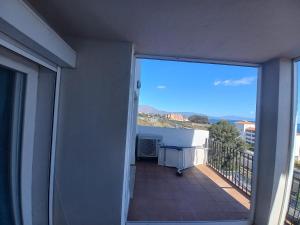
left=236, top=121, right=254, bottom=125
left=246, top=127, right=256, bottom=131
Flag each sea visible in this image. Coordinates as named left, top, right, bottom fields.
left=209, top=118, right=300, bottom=134
left=208, top=118, right=254, bottom=125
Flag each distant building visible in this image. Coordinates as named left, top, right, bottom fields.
left=245, top=127, right=256, bottom=145
left=294, top=134, right=300, bottom=161
left=235, top=121, right=255, bottom=142
left=165, top=113, right=188, bottom=122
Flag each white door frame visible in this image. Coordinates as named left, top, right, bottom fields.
left=0, top=27, right=62, bottom=224
left=48, top=67, right=61, bottom=225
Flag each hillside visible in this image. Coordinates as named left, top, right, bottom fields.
left=138, top=113, right=210, bottom=130
left=138, top=105, right=167, bottom=114
left=138, top=105, right=254, bottom=121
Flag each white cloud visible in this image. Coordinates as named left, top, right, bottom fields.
left=213, top=81, right=222, bottom=86
left=213, top=77, right=256, bottom=86
left=157, top=85, right=167, bottom=89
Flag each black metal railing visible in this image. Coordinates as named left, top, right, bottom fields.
left=207, top=140, right=253, bottom=196
left=206, top=139, right=300, bottom=224
left=286, top=171, right=300, bottom=224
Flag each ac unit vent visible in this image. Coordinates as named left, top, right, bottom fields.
left=137, top=135, right=162, bottom=158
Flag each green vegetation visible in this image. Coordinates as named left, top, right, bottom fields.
left=208, top=120, right=252, bottom=172
left=188, top=115, right=209, bottom=124
left=209, top=120, right=248, bottom=150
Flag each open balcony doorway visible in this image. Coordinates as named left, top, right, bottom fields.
left=127, top=58, right=259, bottom=223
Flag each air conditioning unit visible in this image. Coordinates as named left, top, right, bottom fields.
left=136, top=134, right=162, bottom=158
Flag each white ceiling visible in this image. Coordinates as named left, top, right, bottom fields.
left=28, top=0, right=300, bottom=64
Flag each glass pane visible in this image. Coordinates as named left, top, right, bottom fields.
left=0, top=66, right=24, bottom=225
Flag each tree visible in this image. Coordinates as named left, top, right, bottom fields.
left=208, top=120, right=246, bottom=150
left=188, top=115, right=209, bottom=124
left=208, top=120, right=248, bottom=171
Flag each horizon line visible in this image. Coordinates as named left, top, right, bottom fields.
left=139, top=104, right=255, bottom=120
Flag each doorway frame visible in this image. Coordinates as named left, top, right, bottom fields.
left=126, top=54, right=262, bottom=225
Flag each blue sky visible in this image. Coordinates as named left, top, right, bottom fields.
left=138, top=59, right=258, bottom=119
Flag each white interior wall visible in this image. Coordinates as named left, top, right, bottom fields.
left=121, top=49, right=136, bottom=225
left=130, top=60, right=141, bottom=165
left=54, top=38, right=133, bottom=225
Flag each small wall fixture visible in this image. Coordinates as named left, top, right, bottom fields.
left=137, top=80, right=141, bottom=89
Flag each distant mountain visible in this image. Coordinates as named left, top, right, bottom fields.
left=138, top=105, right=167, bottom=114
left=138, top=105, right=204, bottom=117
left=138, top=105, right=254, bottom=122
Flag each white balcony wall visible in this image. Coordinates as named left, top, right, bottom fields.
left=54, top=38, right=134, bottom=225
left=295, top=135, right=300, bottom=160
left=137, top=125, right=209, bottom=147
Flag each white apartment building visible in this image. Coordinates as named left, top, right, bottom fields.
left=235, top=121, right=255, bottom=140
left=245, top=127, right=256, bottom=145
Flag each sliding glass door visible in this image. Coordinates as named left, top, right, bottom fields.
left=0, top=45, right=40, bottom=225
left=0, top=66, right=25, bottom=225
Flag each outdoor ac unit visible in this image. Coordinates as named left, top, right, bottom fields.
left=136, top=134, right=162, bottom=158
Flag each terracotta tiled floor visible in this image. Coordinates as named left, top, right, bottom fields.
left=128, top=160, right=250, bottom=221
